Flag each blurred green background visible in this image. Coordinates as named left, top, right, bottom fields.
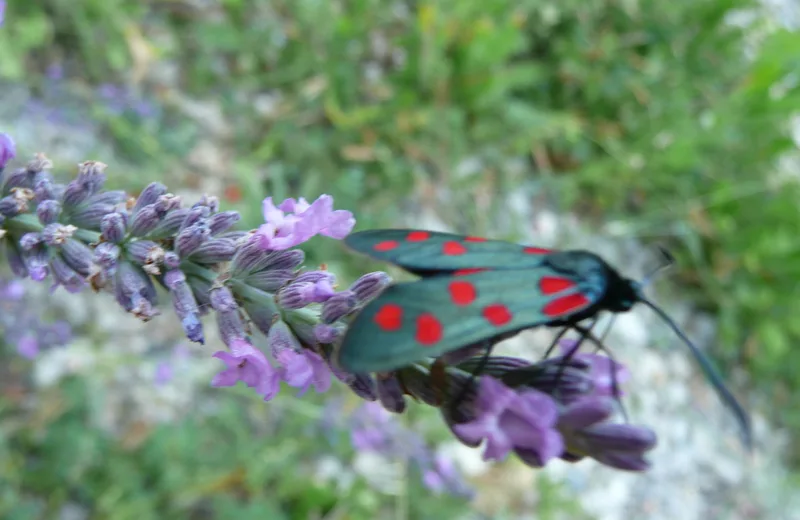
left=1, top=0, right=800, bottom=518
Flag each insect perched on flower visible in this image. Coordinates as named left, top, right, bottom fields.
left=336, top=229, right=752, bottom=448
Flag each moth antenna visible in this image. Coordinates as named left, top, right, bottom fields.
left=638, top=296, right=753, bottom=450
left=641, top=245, right=676, bottom=287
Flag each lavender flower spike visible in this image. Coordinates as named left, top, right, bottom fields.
left=0, top=139, right=663, bottom=478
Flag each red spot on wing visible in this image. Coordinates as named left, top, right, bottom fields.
left=542, top=293, right=591, bottom=317
left=539, top=276, right=577, bottom=295
left=464, top=236, right=487, bottom=242
left=374, top=240, right=399, bottom=252
left=374, top=304, right=403, bottom=331
left=453, top=268, right=487, bottom=276
left=523, top=246, right=551, bottom=255
left=453, top=267, right=488, bottom=276
left=482, top=304, right=513, bottom=326
left=448, top=281, right=477, bottom=306
left=443, top=241, right=468, bottom=255
left=406, top=231, right=430, bottom=242
left=415, top=313, right=443, bottom=345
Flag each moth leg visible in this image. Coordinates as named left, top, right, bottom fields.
left=541, top=326, right=571, bottom=360
left=571, top=324, right=629, bottom=423
left=449, top=341, right=494, bottom=411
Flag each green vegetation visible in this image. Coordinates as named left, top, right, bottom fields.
left=0, top=376, right=470, bottom=519
left=2, top=0, right=800, bottom=512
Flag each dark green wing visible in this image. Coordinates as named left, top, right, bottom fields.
left=344, top=229, right=553, bottom=276
left=336, top=266, right=605, bottom=373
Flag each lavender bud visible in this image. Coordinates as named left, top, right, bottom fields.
left=115, top=260, right=159, bottom=321
left=0, top=188, right=34, bottom=217
left=242, top=269, right=295, bottom=293
left=126, top=240, right=165, bottom=275
left=313, top=323, right=342, bottom=344
left=133, top=182, right=167, bottom=214
left=153, top=193, right=181, bottom=215
left=4, top=154, right=51, bottom=191
left=145, top=208, right=189, bottom=239
left=164, top=252, right=181, bottom=269
left=60, top=161, right=106, bottom=207
left=6, top=242, right=29, bottom=277
left=42, top=223, right=77, bottom=246
left=76, top=161, right=107, bottom=194
left=276, top=282, right=316, bottom=309
left=230, top=238, right=306, bottom=276
left=330, top=364, right=378, bottom=401
left=61, top=180, right=92, bottom=208
left=230, top=237, right=263, bottom=274
left=0, top=132, right=16, bottom=170
left=268, top=320, right=303, bottom=356
left=293, top=270, right=336, bottom=285
left=376, top=373, right=406, bottom=413
left=180, top=206, right=210, bottom=230
left=36, top=200, right=61, bottom=224
left=0, top=196, right=21, bottom=217
left=61, top=239, right=94, bottom=276
left=4, top=168, right=30, bottom=192
left=68, top=202, right=116, bottom=230
left=188, top=238, right=237, bottom=264
left=262, top=249, right=306, bottom=271
left=19, top=232, right=43, bottom=251
left=128, top=205, right=161, bottom=237
left=50, top=254, right=86, bottom=293
left=175, top=222, right=211, bottom=258
left=93, top=242, right=121, bottom=269
left=350, top=272, right=391, bottom=302
left=34, top=178, right=58, bottom=201
left=321, top=291, right=358, bottom=323
left=87, top=190, right=127, bottom=206
left=165, top=269, right=205, bottom=344
left=193, top=194, right=219, bottom=213
left=210, top=285, right=246, bottom=344
left=217, top=230, right=249, bottom=242
left=208, top=211, right=240, bottom=235
left=101, top=212, right=127, bottom=243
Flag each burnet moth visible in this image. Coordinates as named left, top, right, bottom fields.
left=336, top=229, right=752, bottom=448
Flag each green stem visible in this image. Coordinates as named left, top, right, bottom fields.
left=4, top=213, right=43, bottom=233
left=75, top=229, right=101, bottom=243
left=179, top=261, right=219, bottom=284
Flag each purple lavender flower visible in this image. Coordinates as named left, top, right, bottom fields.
left=558, top=339, right=630, bottom=399
left=0, top=132, right=16, bottom=169
left=449, top=376, right=564, bottom=464
left=211, top=338, right=281, bottom=401
left=268, top=320, right=332, bottom=395
left=257, top=194, right=355, bottom=250
left=557, top=397, right=657, bottom=471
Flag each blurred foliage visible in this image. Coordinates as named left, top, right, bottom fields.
left=0, top=371, right=472, bottom=520
left=1, top=0, right=800, bottom=478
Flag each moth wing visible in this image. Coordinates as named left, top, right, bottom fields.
left=336, top=267, right=602, bottom=373
left=344, top=229, right=553, bottom=276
